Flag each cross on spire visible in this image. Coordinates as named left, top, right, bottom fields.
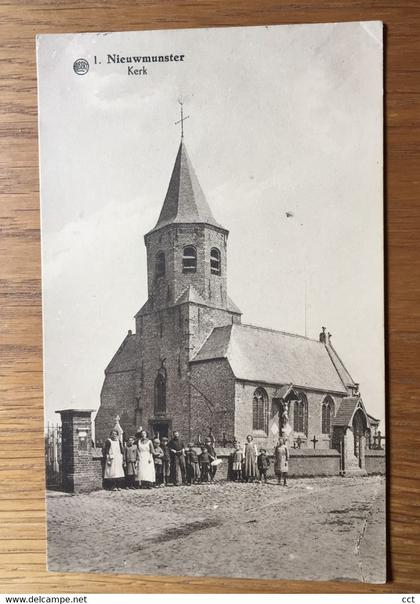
left=175, top=100, right=190, bottom=139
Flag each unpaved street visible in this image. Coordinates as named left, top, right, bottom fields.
left=47, top=475, right=385, bottom=583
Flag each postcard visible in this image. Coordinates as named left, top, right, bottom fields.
left=37, top=21, right=385, bottom=582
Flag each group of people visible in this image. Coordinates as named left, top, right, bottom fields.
left=102, top=429, right=290, bottom=491
left=231, top=435, right=289, bottom=486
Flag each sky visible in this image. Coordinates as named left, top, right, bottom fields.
left=37, top=21, right=384, bottom=427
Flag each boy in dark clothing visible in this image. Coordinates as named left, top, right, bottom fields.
left=205, top=437, right=217, bottom=482
left=153, top=438, right=164, bottom=486
left=160, top=436, right=171, bottom=486
left=124, top=436, right=137, bottom=489
left=257, top=448, right=271, bottom=483
left=199, top=446, right=211, bottom=482
left=185, top=443, right=200, bottom=485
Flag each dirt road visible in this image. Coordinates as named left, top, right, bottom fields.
left=47, top=475, right=386, bottom=583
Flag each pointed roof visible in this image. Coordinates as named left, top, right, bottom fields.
left=147, top=141, right=226, bottom=234
left=332, top=397, right=370, bottom=428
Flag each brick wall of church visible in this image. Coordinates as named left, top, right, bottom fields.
left=306, top=391, right=335, bottom=449
left=234, top=381, right=281, bottom=449
left=145, top=224, right=228, bottom=311
left=96, top=299, right=240, bottom=445
left=137, top=304, right=190, bottom=438
left=95, top=370, right=137, bottom=443
left=234, top=381, right=346, bottom=452
left=189, top=359, right=235, bottom=443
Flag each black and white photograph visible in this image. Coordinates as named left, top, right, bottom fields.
left=37, top=21, right=385, bottom=583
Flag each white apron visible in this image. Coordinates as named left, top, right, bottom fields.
left=137, top=439, right=156, bottom=483
left=104, top=439, right=125, bottom=479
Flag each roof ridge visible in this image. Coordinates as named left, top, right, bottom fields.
left=238, top=322, right=321, bottom=343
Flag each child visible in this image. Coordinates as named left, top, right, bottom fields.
left=160, top=436, right=171, bottom=486
left=205, top=437, right=217, bottom=482
left=231, top=441, right=243, bottom=482
left=275, top=438, right=289, bottom=486
left=199, top=446, right=211, bottom=482
left=152, top=438, right=164, bottom=486
left=185, top=443, right=200, bottom=485
left=124, top=436, right=137, bottom=489
left=257, top=448, right=271, bottom=483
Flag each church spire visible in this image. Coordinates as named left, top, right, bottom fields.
left=148, top=139, right=226, bottom=234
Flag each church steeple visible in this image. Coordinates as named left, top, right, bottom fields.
left=147, top=140, right=226, bottom=235
left=143, top=138, right=230, bottom=312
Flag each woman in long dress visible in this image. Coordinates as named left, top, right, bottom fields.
left=242, top=434, right=258, bottom=482
left=103, top=430, right=125, bottom=491
left=274, top=437, right=289, bottom=486
left=136, top=429, right=156, bottom=489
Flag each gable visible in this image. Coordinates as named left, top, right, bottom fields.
left=105, top=333, right=141, bottom=374
left=333, top=397, right=370, bottom=428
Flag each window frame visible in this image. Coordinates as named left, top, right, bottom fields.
left=252, top=387, right=269, bottom=433
left=210, top=247, right=221, bottom=276
left=182, top=245, right=197, bottom=274
left=293, top=393, right=308, bottom=435
left=321, top=395, right=334, bottom=434
left=154, top=370, right=167, bottom=416
left=155, top=251, right=166, bottom=278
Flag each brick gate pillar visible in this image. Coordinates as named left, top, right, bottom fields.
left=56, top=408, right=100, bottom=493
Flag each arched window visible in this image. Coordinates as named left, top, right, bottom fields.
left=182, top=246, right=197, bottom=273
left=252, top=387, right=268, bottom=433
left=154, top=369, right=166, bottom=415
left=321, top=396, right=334, bottom=434
left=293, top=393, right=308, bottom=434
left=210, top=248, right=221, bottom=275
left=155, top=251, right=165, bottom=278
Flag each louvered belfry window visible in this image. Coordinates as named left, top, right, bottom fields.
left=210, top=248, right=221, bottom=275
left=182, top=246, right=197, bottom=273
left=155, top=251, right=165, bottom=277
left=252, top=387, right=268, bottom=433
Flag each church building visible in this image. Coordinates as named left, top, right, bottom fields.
left=95, top=136, right=377, bottom=470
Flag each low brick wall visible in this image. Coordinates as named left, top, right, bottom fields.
left=365, top=449, right=386, bottom=475
left=68, top=446, right=384, bottom=493
left=213, top=448, right=341, bottom=479
left=287, top=449, right=341, bottom=477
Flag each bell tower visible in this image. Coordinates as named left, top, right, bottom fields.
left=143, top=140, right=229, bottom=312
left=97, top=111, right=241, bottom=443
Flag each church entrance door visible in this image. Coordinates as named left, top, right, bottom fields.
left=352, top=409, right=367, bottom=469
left=149, top=421, right=169, bottom=440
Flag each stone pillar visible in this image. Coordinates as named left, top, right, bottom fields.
left=56, top=408, right=101, bottom=493
left=359, top=434, right=366, bottom=470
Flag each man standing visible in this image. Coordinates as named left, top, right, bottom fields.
left=168, top=430, right=186, bottom=486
